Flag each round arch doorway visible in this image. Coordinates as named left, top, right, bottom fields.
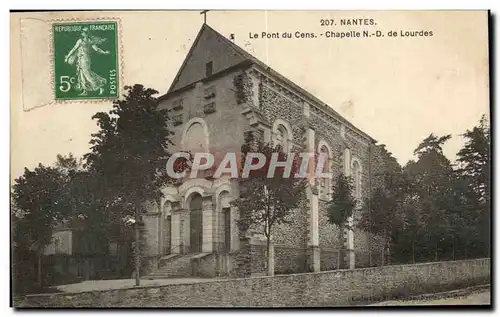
left=189, top=193, right=203, bottom=253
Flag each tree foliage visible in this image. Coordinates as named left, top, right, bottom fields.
left=12, top=84, right=188, bottom=290
left=231, top=131, right=307, bottom=275
left=12, top=155, right=77, bottom=292
left=83, top=84, right=182, bottom=220
left=360, top=116, right=490, bottom=265
left=12, top=163, right=70, bottom=253
left=327, top=173, right=357, bottom=227
left=455, top=115, right=490, bottom=255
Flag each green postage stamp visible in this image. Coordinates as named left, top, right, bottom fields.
left=52, top=21, right=119, bottom=101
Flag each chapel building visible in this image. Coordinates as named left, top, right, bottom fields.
left=141, top=24, right=380, bottom=278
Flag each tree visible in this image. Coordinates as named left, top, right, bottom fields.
left=444, top=175, right=476, bottom=260
left=359, top=144, right=404, bottom=266
left=83, top=84, right=186, bottom=285
left=12, top=163, right=69, bottom=289
left=359, top=172, right=408, bottom=266
left=456, top=115, right=490, bottom=256
left=232, top=131, right=307, bottom=276
left=456, top=115, right=490, bottom=200
left=327, top=173, right=357, bottom=269
left=403, top=134, right=455, bottom=262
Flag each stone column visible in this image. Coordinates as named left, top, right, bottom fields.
left=231, top=205, right=240, bottom=252
left=305, top=119, right=320, bottom=272
left=249, top=70, right=260, bottom=110
left=170, top=202, right=183, bottom=254
left=309, top=187, right=320, bottom=272
left=194, top=82, right=204, bottom=110
left=158, top=209, right=163, bottom=255
left=142, top=213, right=160, bottom=257
left=267, top=242, right=275, bottom=276
left=343, top=147, right=355, bottom=269
left=202, top=195, right=214, bottom=253
left=347, top=224, right=355, bottom=269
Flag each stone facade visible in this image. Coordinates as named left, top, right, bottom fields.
left=140, top=24, right=384, bottom=278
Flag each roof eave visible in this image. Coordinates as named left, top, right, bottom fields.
left=251, top=63, right=377, bottom=144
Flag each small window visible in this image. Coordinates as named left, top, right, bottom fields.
left=206, top=61, right=213, bottom=77
left=203, top=102, right=216, bottom=114
left=173, top=114, right=183, bottom=126
left=204, top=86, right=216, bottom=99
left=172, top=98, right=183, bottom=111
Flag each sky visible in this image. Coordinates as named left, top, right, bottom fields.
left=10, top=10, right=490, bottom=180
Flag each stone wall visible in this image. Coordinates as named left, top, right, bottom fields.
left=192, top=254, right=217, bottom=277
left=259, top=83, right=305, bottom=143
left=16, top=258, right=490, bottom=307
left=320, top=248, right=340, bottom=271
left=274, top=245, right=309, bottom=274
left=273, top=208, right=309, bottom=248
left=318, top=200, right=342, bottom=250
left=156, top=59, right=386, bottom=277
left=159, top=69, right=251, bottom=157
left=256, top=73, right=380, bottom=272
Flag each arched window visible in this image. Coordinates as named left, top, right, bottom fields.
left=276, top=124, right=288, bottom=151
left=184, top=122, right=207, bottom=152
left=188, top=193, right=203, bottom=253
left=181, top=118, right=209, bottom=153
left=272, top=119, right=293, bottom=152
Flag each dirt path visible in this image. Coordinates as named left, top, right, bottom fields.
left=55, top=277, right=218, bottom=293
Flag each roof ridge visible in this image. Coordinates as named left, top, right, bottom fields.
left=164, top=24, right=376, bottom=143
left=203, top=23, right=260, bottom=62
left=166, top=24, right=208, bottom=94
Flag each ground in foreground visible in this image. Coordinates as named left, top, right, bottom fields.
left=55, top=277, right=217, bottom=293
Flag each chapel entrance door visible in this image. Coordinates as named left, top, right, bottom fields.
left=189, top=194, right=203, bottom=253
left=223, top=208, right=231, bottom=253
left=163, top=215, right=171, bottom=255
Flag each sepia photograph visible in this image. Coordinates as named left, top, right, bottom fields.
left=10, top=9, right=491, bottom=308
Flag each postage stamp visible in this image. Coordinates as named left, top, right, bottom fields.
left=52, top=21, right=119, bottom=100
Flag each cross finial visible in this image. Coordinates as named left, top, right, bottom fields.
left=200, top=10, right=210, bottom=24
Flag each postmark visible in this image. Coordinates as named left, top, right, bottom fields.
left=52, top=21, right=119, bottom=101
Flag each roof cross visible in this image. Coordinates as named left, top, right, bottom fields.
left=200, top=10, right=210, bottom=24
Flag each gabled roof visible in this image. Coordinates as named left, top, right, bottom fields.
left=163, top=23, right=376, bottom=144
left=166, top=23, right=252, bottom=94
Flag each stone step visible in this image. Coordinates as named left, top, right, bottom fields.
left=144, top=273, right=191, bottom=279
left=158, top=262, right=191, bottom=271
left=147, top=253, right=213, bottom=278
left=150, top=268, right=191, bottom=274
left=157, top=265, right=191, bottom=271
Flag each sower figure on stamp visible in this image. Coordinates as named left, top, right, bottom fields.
left=64, top=27, right=109, bottom=96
